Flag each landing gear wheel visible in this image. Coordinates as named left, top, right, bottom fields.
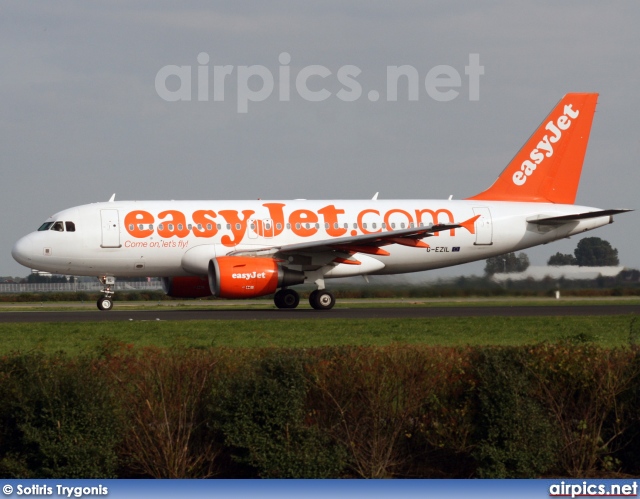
left=97, top=297, right=113, bottom=311
left=274, top=289, right=300, bottom=309
left=97, top=275, right=116, bottom=311
left=310, top=290, right=335, bottom=310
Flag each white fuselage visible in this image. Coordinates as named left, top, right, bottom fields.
left=12, top=199, right=612, bottom=279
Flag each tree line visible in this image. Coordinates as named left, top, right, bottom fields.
left=485, top=237, right=620, bottom=275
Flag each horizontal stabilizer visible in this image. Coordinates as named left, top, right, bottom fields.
left=527, top=209, right=632, bottom=225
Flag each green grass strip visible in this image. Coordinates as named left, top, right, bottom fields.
left=0, top=315, right=637, bottom=355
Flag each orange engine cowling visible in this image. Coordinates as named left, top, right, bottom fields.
left=162, top=276, right=212, bottom=298
left=209, top=256, right=305, bottom=299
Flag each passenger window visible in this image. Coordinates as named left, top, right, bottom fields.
left=51, top=221, right=64, bottom=232
left=65, top=221, right=76, bottom=232
left=38, top=222, right=54, bottom=231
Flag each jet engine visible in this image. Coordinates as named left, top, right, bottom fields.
left=208, top=256, right=305, bottom=299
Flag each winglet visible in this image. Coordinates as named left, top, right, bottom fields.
left=468, top=93, right=598, bottom=204
left=459, top=214, right=481, bottom=234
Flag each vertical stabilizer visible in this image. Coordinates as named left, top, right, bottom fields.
left=468, top=93, right=598, bottom=204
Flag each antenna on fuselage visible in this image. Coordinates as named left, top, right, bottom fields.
left=372, top=192, right=379, bottom=200
left=108, top=194, right=116, bottom=202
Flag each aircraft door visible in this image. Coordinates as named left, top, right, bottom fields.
left=262, top=218, right=274, bottom=238
left=101, top=209, right=121, bottom=248
left=472, top=207, right=493, bottom=245
left=248, top=219, right=258, bottom=239
left=248, top=219, right=274, bottom=239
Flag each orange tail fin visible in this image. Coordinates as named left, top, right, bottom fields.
left=468, top=93, right=598, bottom=204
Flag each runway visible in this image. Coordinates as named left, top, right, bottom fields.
left=0, top=304, right=639, bottom=323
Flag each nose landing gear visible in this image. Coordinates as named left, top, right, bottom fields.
left=97, top=296, right=113, bottom=311
left=97, top=276, right=115, bottom=311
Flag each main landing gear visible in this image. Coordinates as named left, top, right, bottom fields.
left=273, top=288, right=336, bottom=310
left=309, top=289, right=335, bottom=310
left=273, top=288, right=300, bottom=309
left=97, top=276, right=115, bottom=311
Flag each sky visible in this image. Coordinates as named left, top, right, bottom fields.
left=1, top=1, right=639, bottom=279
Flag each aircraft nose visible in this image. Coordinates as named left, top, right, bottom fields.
left=12, top=235, right=34, bottom=267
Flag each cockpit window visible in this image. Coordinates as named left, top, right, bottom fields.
left=37, top=221, right=75, bottom=232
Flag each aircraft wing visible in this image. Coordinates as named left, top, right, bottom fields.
left=527, top=209, right=633, bottom=226
left=230, top=215, right=479, bottom=259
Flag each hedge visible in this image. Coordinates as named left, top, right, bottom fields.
left=0, top=343, right=638, bottom=478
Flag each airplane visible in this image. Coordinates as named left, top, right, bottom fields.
left=11, top=93, right=631, bottom=311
